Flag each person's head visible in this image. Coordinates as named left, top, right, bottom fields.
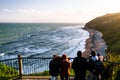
left=77, top=51, right=82, bottom=57
left=97, top=53, right=100, bottom=56
left=53, top=54, right=58, bottom=59
left=90, top=51, right=96, bottom=56
left=62, top=54, right=67, bottom=60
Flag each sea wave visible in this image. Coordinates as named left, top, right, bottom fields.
left=0, top=25, right=89, bottom=60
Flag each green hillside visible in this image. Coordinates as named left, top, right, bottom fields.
left=85, top=13, right=120, bottom=54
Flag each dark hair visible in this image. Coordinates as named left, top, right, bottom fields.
left=77, top=51, right=82, bottom=57
left=62, top=54, right=67, bottom=59
left=91, top=51, right=96, bottom=56
left=53, top=54, right=58, bottom=59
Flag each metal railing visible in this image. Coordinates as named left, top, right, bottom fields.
left=0, top=55, right=53, bottom=78
left=21, top=57, right=52, bottom=75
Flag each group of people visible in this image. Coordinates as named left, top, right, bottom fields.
left=49, top=54, right=71, bottom=80
left=49, top=50, right=105, bottom=80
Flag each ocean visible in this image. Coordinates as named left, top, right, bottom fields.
left=0, top=23, right=89, bottom=60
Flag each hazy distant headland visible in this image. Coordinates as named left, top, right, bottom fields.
left=85, top=13, right=120, bottom=54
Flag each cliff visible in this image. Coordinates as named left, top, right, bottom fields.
left=85, top=13, right=120, bottom=54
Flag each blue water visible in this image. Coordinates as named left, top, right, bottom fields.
left=0, top=23, right=89, bottom=60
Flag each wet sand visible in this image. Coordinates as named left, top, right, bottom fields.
left=83, top=28, right=107, bottom=58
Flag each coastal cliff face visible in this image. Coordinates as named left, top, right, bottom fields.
left=83, top=28, right=107, bottom=57
left=85, top=13, right=120, bottom=54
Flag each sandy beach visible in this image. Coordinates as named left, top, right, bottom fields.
left=83, top=28, right=107, bottom=58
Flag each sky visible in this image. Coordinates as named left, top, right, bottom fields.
left=0, top=0, right=120, bottom=23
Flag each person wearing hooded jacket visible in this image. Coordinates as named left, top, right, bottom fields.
left=49, top=55, right=60, bottom=80
left=60, top=54, right=71, bottom=80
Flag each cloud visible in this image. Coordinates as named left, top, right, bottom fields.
left=3, top=9, right=16, bottom=12
left=1, top=8, right=39, bottom=14
left=0, top=8, right=107, bottom=23
left=0, top=8, right=90, bottom=22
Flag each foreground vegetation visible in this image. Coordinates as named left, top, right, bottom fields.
left=103, top=53, right=120, bottom=80
left=85, top=12, right=120, bottom=80
left=0, top=63, right=19, bottom=80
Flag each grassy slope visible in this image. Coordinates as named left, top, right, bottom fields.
left=85, top=13, right=120, bottom=54
left=0, top=63, right=19, bottom=79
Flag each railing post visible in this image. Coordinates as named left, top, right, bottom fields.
left=18, top=55, right=22, bottom=78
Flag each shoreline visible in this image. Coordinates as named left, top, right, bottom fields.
left=83, top=28, right=107, bottom=58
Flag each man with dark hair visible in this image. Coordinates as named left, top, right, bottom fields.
left=72, top=51, right=87, bottom=80
left=49, top=54, right=60, bottom=80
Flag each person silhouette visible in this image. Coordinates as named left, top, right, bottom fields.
left=49, top=54, right=60, bottom=80
left=87, top=50, right=99, bottom=80
left=95, top=53, right=105, bottom=80
left=72, top=51, right=87, bottom=80
left=60, top=54, right=71, bottom=80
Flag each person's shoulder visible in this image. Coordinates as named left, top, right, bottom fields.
left=81, top=57, right=87, bottom=60
left=81, top=57, right=87, bottom=63
left=74, top=57, right=78, bottom=59
left=88, top=58, right=94, bottom=63
left=50, top=59, right=54, bottom=62
left=95, top=60, right=103, bottom=64
left=82, top=57, right=86, bottom=59
left=73, top=57, right=78, bottom=60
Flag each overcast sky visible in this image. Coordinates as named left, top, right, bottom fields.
left=0, top=0, right=120, bottom=23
